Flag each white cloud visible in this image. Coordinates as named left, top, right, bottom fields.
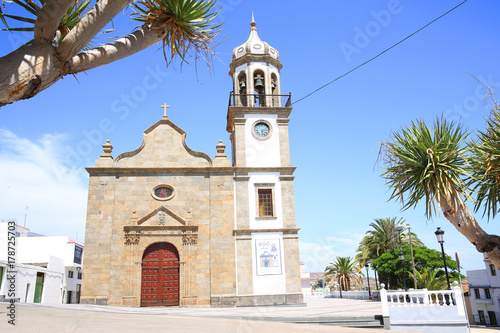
left=299, top=241, right=338, bottom=273
left=325, top=236, right=360, bottom=245
left=299, top=233, right=363, bottom=273
left=0, top=129, right=88, bottom=241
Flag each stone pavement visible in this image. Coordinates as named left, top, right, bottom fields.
left=0, top=298, right=498, bottom=332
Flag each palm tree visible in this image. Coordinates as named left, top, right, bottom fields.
left=324, top=256, right=362, bottom=291
left=381, top=116, right=500, bottom=268
left=355, top=217, right=422, bottom=266
left=409, top=267, right=448, bottom=291
left=0, top=0, right=222, bottom=106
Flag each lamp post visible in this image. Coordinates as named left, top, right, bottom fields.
left=337, top=270, right=343, bottom=298
left=365, top=263, right=372, bottom=298
left=399, top=250, right=407, bottom=290
left=396, top=226, right=407, bottom=291
left=435, top=227, right=451, bottom=290
left=407, top=225, right=418, bottom=289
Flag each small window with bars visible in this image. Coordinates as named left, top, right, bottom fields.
left=258, top=189, right=273, bottom=217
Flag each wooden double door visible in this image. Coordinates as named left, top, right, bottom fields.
left=141, top=243, right=179, bottom=307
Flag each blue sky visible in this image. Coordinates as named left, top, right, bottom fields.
left=1, top=0, right=500, bottom=274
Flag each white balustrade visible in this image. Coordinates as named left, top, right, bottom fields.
left=380, top=282, right=465, bottom=316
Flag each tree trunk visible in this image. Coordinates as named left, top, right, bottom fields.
left=439, top=192, right=500, bottom=269
left=0, top=42, right=64, bottom=106
left=0, top=25, right=164, bottom=107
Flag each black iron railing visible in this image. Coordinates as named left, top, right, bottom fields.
left=228, top=93, right=292, bottom=108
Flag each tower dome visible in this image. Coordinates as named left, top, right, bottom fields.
left=232, top=14, right=279, bottom=60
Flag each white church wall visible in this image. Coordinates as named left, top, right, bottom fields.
left=248, top=172, right=283, bottom=229
left=251, top=232, right=286, bottom=295
left=244, top=115, right=281, bottom=167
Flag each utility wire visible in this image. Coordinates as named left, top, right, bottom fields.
left=292, top=0, right=469, bottom=106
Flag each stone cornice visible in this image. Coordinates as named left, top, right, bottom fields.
left=229, top=54, right=283, bottom=74
left=86, top=166, right=297, bottom=175
left=233, top=228, right=300, bottom=236
left=124, top=225, right=198, bottom=232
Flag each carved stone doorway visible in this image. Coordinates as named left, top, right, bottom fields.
left=141, top=242, right=179, bottom=306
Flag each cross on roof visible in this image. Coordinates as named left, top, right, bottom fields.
left=161, top=103, right=170, bottom=117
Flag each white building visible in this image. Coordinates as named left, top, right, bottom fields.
left=300, top=262, right=312, bottom=296
left=467, top=254, right=500, bottom=326
left=0, top=220, right=83, bottom=304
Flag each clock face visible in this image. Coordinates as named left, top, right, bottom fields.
left=254, top=122, right=270, bottom=137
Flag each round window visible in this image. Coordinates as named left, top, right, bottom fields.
left=152, top=184, right=175, bottom=201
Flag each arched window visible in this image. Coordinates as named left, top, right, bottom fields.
left=253, top=70, right=265, bottom=106
left=237, top=72, right=247, bottom=106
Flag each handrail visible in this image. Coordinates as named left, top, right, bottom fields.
left=228, top=93, right=292, bottom=108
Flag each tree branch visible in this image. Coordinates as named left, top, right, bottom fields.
left=65, top=25, right=166, bottom=74
left=57, top=0, right=131, bottom=60
left=34, top=0, right=75, bottom=43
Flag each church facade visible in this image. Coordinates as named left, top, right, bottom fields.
left=81, top=19, right=303, bottom=307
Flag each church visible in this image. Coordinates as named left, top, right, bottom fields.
left=81, top=18, right=303, bottom=307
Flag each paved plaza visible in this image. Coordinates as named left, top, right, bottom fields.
left=1, top=298, right=499, bottom=332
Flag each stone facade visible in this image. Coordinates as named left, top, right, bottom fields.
left=81, top=19, right=303, bottom=307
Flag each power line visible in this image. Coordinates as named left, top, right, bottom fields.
left=292, top=0, right=470, bottom=106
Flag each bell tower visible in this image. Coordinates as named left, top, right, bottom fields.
left=226, top=14, right=292, bottom=168
left=226, top=16, right=302, bottom=304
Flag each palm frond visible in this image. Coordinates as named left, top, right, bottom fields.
left=131, top=0, right=222, bottom=66
left=468, top=107, right=500, bottom=219
left=381, top=118, right=470, bottom=218
left=324, top=256, right=363, bottom=291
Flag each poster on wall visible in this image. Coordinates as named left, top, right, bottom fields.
left=255, top=238, right=282, bottom=276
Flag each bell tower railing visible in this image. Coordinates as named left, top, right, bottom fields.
left=229, top=93, right=291, bottom=108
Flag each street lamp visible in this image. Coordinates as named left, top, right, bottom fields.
left=435, top=227, right=451, bottom=290
left=365, top=263, right=372, bottom=298
left=336, top=270, right=343, bottom=298
left=396, top=226, right=407, bottom=291
left=399, top=250, right=407, bottom=290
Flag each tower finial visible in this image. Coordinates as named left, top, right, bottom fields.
left=250, top=12, right=256, bottom=27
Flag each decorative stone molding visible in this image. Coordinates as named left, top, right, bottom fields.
left=182, top=234, right=198, bottom=244
left=100, top=140, right=114, bottom=158
left=229, top=54, right=283, bottom=73
left=215, top=140, right=227, bottom=158
left=137, top=206, right=186, bottom=226
left=124, top=225, right=198, bottom=245
left=124, top=234, right=140, bottom=245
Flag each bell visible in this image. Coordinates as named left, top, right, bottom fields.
left=239, top=81, right=246, bottom=89
left=254, top=78, right=264, bottom=90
